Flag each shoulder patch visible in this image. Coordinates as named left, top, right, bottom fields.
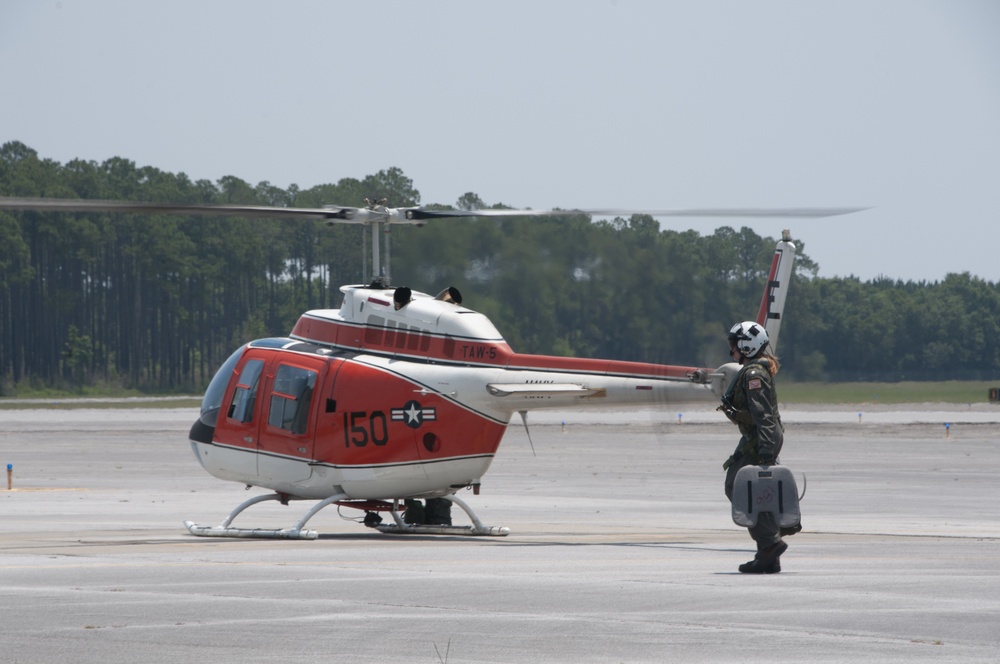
left=748, top=378, right=763, bottom=390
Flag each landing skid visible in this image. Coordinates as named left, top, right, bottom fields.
left=184, top=492, right=508, bottom=540
left=185, top=492, right=349, bottom=540
left=375, top=494, right=510, bottom=537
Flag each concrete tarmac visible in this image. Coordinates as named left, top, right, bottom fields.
left=1, top=405, right=998, bottom=663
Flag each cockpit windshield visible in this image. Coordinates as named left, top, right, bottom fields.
left=199, top=346, right=245, bottom=427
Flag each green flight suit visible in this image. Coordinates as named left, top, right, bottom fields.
left=721, top=357, right=784, bottom=549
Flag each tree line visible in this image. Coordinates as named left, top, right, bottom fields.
left=2, top=141, right=998, bottom=393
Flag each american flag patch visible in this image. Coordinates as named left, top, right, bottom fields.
left=748, top=378, right=762, bottom=390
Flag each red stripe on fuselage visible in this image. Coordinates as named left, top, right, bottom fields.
left=506, top=353, right=702, bottom=380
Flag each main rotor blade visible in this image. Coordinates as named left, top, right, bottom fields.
left=407, top=207, right=869, bottom=221
left=0, top=196, right=869, bottom=224
left=0, top=197, right=354, bottom=221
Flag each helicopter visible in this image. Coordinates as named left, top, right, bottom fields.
left=0, top=196, right=863, bottom=539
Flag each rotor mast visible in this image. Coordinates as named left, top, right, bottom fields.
left=362, top=198, right=392, bottom=286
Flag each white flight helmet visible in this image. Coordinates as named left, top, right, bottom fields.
left=728, top=321, right=769, bottom=358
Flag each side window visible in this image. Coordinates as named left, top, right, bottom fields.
left=227, top=359, right=264, bottom=423
left=268, top=364, right=317, bottom=435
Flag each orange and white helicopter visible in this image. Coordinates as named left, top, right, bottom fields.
left=0, top=196, right=863, bottom=539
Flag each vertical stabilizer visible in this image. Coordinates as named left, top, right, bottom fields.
left=754, top=232, right=796, bottom=353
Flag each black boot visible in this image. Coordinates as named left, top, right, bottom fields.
left=739, top=541, right=787, bottom=574
left=738, top=557, right=781, bottom=574
left=403, top=499, right=425, bottom=525
left=423, top=497, right=453, bottom=526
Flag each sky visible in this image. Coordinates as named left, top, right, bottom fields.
left=2, top=0, right=999, bottom=282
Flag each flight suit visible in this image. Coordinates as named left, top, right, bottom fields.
left=720, top=357, right=784, bottom=550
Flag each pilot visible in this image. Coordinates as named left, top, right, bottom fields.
left=396, top=285, right=461, bottom=529
left=719, top=321, right=793, bottom=573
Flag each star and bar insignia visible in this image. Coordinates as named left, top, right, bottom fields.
left=391, top=400, right=437, bottom=429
